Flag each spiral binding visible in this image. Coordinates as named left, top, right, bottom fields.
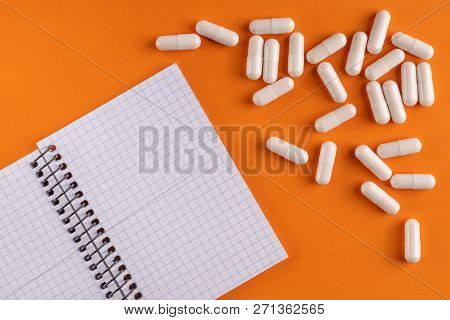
left=31, top=145, right=143, bottom=300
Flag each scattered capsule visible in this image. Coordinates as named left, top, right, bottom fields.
left=346, top=32, right=368, bottom=76
left=367, top=10, right=391, bottom=54
left=315, top=104, right=357, bottom=133
left=156, top=34, right=201, bottom=51
left=249, top=18, right=295, bottom=35
left=266, top=137, right=308, bottom=165
left=355, top=145, right=392, bottom=181
left=382, top=80, right=406, bottom=124
left=253, top=77, right=294, bottom=106
left=391, top=174, right=436, bottom=190
left=405, top=219, right=421, bottom=263
left=263, top=39, right=280, bottom=84
left=246, top=35, right=264, bottom=80
left=401, top=62, right=418, bottom=106
left=315, top=141, right=337, bottom=185
left=317, top=62, right=347, bottom=103
left=306, top=33, right=347, bottom=64
left=392, top=32, right=434, bottom=60
left=195, top=20, right=239, bottom=47
left=288, top=32, right=304, bottom=78
left=376, top=138, right=422, bottom=159
left=361, top=181, right=400, bottom=214
left=366, top=81, right=390, bottom=125
left=365, top=49, right=405, bottom=80
left=417, top=62, right=435, bottom=107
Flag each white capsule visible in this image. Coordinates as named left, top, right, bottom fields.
left=266, top=137, right=308, bottom=165
left=361, top=181, right=399, bottom=214
left=367, top=10, right=391, bottom=54
left=249, top=18, right=295, bottom=35
left=155, top=34, right=201, bottom=51
left=253, top=77, right=294, bottom=106
left=263, top=39, right=280, bottom=84
left=405, top=219, right=421, bottom=263
left=376, top=138, right=422, bottom=159
left=382, top=80, right=406, bottom=124
left=366, top=81, right=390, bottom=125
left=401, top=62, right=418, bottom=106
left=315, top=141, right=337, bottom=185
left=315, top=104, right=357, bottom=133
left=355, top=145, right=392, bottom=181
left=288, top=32, right=304, bottom=78
left=391, top=174, right=436, bottom=190
left=345, top=32, right=368, bottom=76
left=306, top=33, right=347, bottom=64
left=246, top=35, right=264, bottom=80
left=417, top=62, right=435, bottom=107
left=365, top=49, right=405, bottom=80
left=195, top=20, right=239, bottom=47
left=392, top=32, right=434, bottom=60
left=317, top=62, right=347, bottom=103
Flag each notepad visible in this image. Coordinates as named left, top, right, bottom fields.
left=0, top=64, right=287, bottom=299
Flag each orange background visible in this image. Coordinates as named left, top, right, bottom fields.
left=1, top=0, right=449, bottom=299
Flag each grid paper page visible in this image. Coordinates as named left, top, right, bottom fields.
left=0, top=151, right=101, bottom=299
left=38, top=64, right=287, bottom=299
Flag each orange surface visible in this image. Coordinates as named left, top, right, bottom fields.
left=1, top=0, right=449, bottom=299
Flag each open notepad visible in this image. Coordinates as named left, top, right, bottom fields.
left=0, top=64, right=287, bottom=299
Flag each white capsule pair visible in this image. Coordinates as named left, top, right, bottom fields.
left=317, top=62, right=347, bottom=103
left=401, top=62, right=435, bottom=107
left=266, top=137, right=308, bottom=165
left=315, top=104, right=357, bottom=133
left=249, top=18, right=295, bottom=35
left=405, top=219, right=421, bottom=263
left=355, top=145, right=392, bottom=181
left=195, top=20, right=239, bottom=47
left=366, top=80, right=406, bottom=124
left=315, top=141, right=337, bottom=185
left=361, top=181, right=399, bottom=214
left=156, top=34, right=201, bottom=51
left=306, top=33, right=347, bottom=64
left=253, top=77, right=294, bottom=106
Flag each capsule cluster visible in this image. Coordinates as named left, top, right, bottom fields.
left=155, top=12, right=436, bottom=264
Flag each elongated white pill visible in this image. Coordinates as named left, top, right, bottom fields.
left=317, top=62, right=347, bottom=103
left=367, top=10, right=391, bottom=54
left=405, top=219, right=421, bottom=263
left=382, top=80, right=406, bottom=124
left=156, top=34, right=201, bottom=51
left=306, top=33, right=347, bottom=64
left=195, top=20, right=239, bottom=47
left=315, top=104, right=357, bottom=133
left=365, top=49, right=405, bottom=80
left=315, top=141, right=337, bottom=185
left=417, top=62, right=434, bottom=107
left=366, top=81, right=390, bottom=124
left=391, top=174, right=436, bottom=190
left=249, top=18, right=295, bottom=35
left=401, top=62, right=418, bottom=106
left=355, top=145, right=392, bottom=181
left=253, top=77, right=294, bottom=106
left=361, top=181, right=399, bottom=214
left=376, top=138, right=422, bottom=159
left=266, top=137, right=308, bottom=165
left=263, top=39, right=280, bottom=84
left=288, top=32, right=304, bottom=77
left=392, top=32, right=434, bottom=60
left=246, top=35, right=264, bottom=80
left=346, top=32, right=368, bottom=76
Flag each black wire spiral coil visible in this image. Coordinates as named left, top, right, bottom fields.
left=31, top=145, right=142, bottom=300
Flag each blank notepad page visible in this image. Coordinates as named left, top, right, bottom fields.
left=38, top=64, right=287, bottom=299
